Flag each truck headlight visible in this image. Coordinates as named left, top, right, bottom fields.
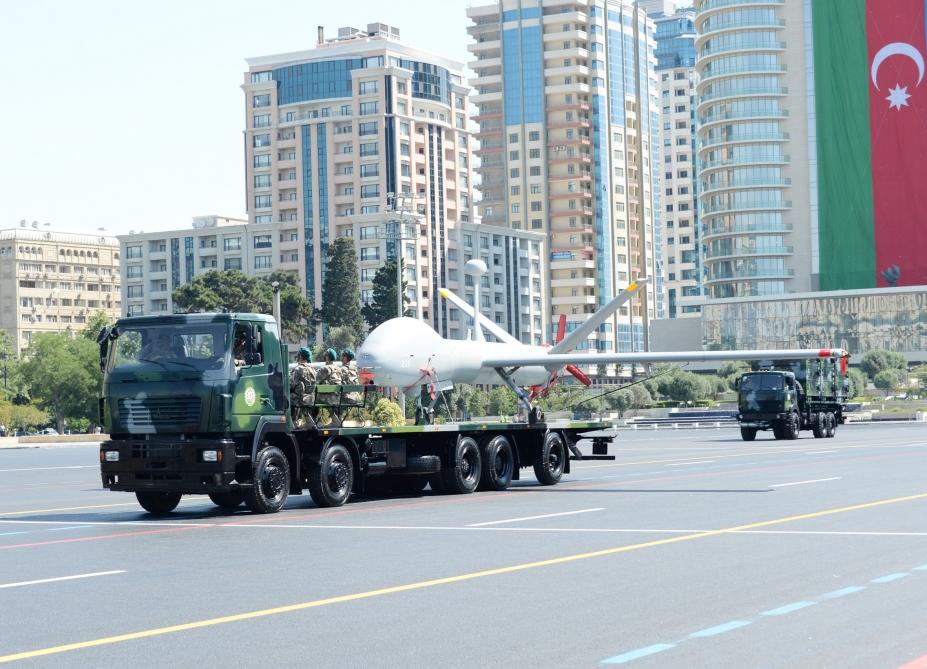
left=201, top=449, right=219, bottom=462
left=104, top=450, right=120, bottom=462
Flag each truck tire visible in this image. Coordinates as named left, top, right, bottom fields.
left=208, top=491, right=244, bottom=509
left=784, top=411, right=800, bottom=440
left=309, top=443, right=354, bottom=507
left=478, top=435, right=514, bottom=491
left=244, top=445, right=290, bottom=514
left=440, top=436, right=481, bottom=494
left=534, top=432, right=565, bottom=485
left=772, top=423, right=785, bottom=440
left=825, top=412, right=836, bottom=438
left=136, top=491, right=181, bottom=514
left=812, top=412, right=826, bottom=438
left=740, top=427, right=757, bottom=441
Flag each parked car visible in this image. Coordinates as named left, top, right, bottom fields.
left=39, top=427, right=59, bottom=436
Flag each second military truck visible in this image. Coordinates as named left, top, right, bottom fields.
left=736, top=355, right=849, bottom=441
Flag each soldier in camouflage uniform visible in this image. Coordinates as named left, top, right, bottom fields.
left=289, top=347, right=317, bottom=427
left=340, top=348, right=362, bottom=405
left=315, top=347, right=343, bottom=406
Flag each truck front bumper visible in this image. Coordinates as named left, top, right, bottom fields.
left=738, top=413, right=788, bottom=429
left=100, top=437, right=240, bottom=494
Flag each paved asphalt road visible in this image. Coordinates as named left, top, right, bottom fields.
left=1, top=424, right=927, bottom=668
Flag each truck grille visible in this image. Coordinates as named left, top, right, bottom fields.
left=119, top=397, right=201, bottom=430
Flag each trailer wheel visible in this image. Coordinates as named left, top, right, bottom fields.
left=136, top=491, right=181, bottom=515
left=244, top=445, right=290, bottom=514
left=208, top=491, right=244, bottom=509
left=825, top=412, right=836, bottom=438
left=478, top=435, right=514, bottom=491
left=740, top=427, right=757, bottom=441
left=812, top=412, right=826, bottom=438
left=784, top=411, right=800, bottom=440
left=534, top=432, right=565, bottom=485
left=309, top=443, right=354, bottom=507
left=441, top=436, right=481, bottom=494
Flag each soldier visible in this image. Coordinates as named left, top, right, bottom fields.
left=289, top=347, right=316, bottom=427
left=315, top=348, right=343, bottom=406
left=233, top=328, right=248, bottom=367
left=340, top=348, right=362, bottom=405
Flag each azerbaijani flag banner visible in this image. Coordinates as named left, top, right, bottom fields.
left=814, top=0, right=927, bottom=289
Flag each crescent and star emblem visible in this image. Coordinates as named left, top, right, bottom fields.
left=871, top=41, right=925, bottom=110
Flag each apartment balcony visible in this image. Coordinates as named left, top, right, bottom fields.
left=696, top=18, right=785, bottom=43
left=698, top=64, right=788, bottom=87
left=550, top=257, right=595, bottom=270
left=543, top=47, right=589, bottom=62
left=545, top=99, right=590, bottom=112
left=547, top=153, right=591, bottom=165
left=701, top=222, right=793, bottom=241
left=466, top=4, right=499, bottom=19
left=706, top=246, right=794, bottom=263
left=551, top=294, right=596, bottom=306
left=698, top=0, right=784, bottom=16
left=699, top=39, right=786, bottom=60
left=699, top=176, right=792, bottom=196
left=551, top=206, right=594, bottom=218
left=543, top=29, right=587, bottom=43
left=468, top=38, right=501, bottom=55
left=703, top=267, right=795, bottom=284
left=545, top=82, right=590, bottom=96
left=547, top=136, right=591, bottom=148
left=148, top=250, right=166, bottom=260
left=469, top=55, right=502, bottom=70
left=473, top=109, right=503, bottom=122
left=698, top=108, right=788, bottom=128
left=541, top=10, right=587, bottom=24
left=548, top=171, right=592, bottom=182
left=698, top=155, right=789, bottom=172
left=472, top=90, right=503, bottom=104
left=699, top=131, right=789, bottom=150
left=700, top=200, right=791, bottom=215
left=546, top=117, right=591, bottom=130
left=696, top=86, right=788, bottom=108
left=551, top=278, right=595, bottom=288
left=477, top=73, right=502, bottom=86
left=545, top=64, right=589, bottom=78
left=548, top=190, right=593, bottom=200
left=467, top=21, right=500, bottom=37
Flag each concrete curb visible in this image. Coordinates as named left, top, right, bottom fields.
left=0, top=435, right=106, bottom=450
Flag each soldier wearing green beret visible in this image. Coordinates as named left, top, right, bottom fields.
left=316, top=347, right=343, bottom=407
left=341, top=348, right=361, bottom=405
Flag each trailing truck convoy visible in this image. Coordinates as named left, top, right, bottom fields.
left=96, top=313, right=615, bottom=514
left=736, top=355, right=849, bottom=441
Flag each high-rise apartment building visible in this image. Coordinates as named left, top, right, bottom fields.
left=0, top=223, right=121, bottom=353
left=694, top=0, right=814, bottom=299
left=241, top=23, right=517, bottom=340
left=119, top=215, right=282, bottom=317
left=651, top=6, right=702, bottom=318
left=467, top=0, right=663, bottom=356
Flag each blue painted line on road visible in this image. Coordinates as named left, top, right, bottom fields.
left=871, top=572, right=910, bottom=583
left=601, top=643, right=676, bottom=665
left=912, top=563, right=927, bottom=571
left=0, top=531, right=28, bottom=537
left=47, top=525, right=93, bottom=532
left=821, top=586, right=866, bottom=599
left=761, top=601, right=816, bottom=616
left=688, top=620, right=752, bottom=638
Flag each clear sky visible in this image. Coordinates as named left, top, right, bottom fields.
left=1, top=0, right=472, bottom=236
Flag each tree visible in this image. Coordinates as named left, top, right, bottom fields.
left=873, top=368, right=908, bottom=393
left=172, top=270, right=313, bottom=344
left=320, top=238, right=364, bottom=340
left=362, top=259, right=411, bottom=330
left=10, top=403, right=47, bottom=431
left=81, top=311, right=114, bottom=341
left=371, top=398, right=405, bottom=426
left=467, top=388, right=489, bottom=418
left=666, top=371, right=709, bottom=403
left=18, top=333, right=101, bottom=432
left=327, top=326, right=357, bottom=354
left=488, top=386, right=518, bottom=416
left=859, top=349, right=906, bottom=380
left=847, top=368, right=868, bottom=398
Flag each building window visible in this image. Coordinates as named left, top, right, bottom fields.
left=253, top=235, right=272, bottom=249
left=224, top=238, right=241, bottom=251
left=253, top=94, right=271, bottom=108
left=251, top=71, right=271, bottom=83
left=361, top=205, right=379, bottom=214
left=254, top=195, right=272, bottom=209
left=360, top=164, right=379, bottom=178
left=358, top=121, right=378, bottom=136
left=254, top=255, right=271, bottom=269
left=359, top=101, right=378, bottom=115
left=254, top=174, right=271, bottom=188
left=125, top=245, right=142, bottom=259
left=360, top=184, right=380, bottom=199
left=253, top=114, right=271, bottom=128
left=224, top=258, right=242, bottom=270
left=529, top=166, right=541, bottom=176
left=358, top=80, right=378, bottom=95
left=127, top=285, right=143, bottom=298
left=528, top=130, right=540, bottom=141
left=360, top=247, right=380, bottom=261
left=254, top=154, right=271, bottom=168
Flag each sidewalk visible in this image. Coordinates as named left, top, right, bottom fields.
left=0, top=435, right=106, bottom=449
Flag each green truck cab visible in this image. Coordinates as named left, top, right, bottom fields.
left=736, top=357, right=848, bottom=441
left=98, top=313, right=614, bottom=515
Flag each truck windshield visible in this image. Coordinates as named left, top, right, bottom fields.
left=741, top=375, right=783, bottom=391
left=108, top=323, right=230, bottom=373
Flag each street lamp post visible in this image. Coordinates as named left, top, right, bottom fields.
left=379, top=193, right=423, bottom=414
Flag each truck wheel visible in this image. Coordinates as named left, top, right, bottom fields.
left=478, top=435, right=514, bottom=491
left=772, top=424, right=785, bottom=440
left=136, top=491, right=181, bottom=514
left=208, top=491, right=244, bottom=509
left=740, top=427, right=757, bottom=441
left=441, top=436, right=481, bottom=494
left=309, top=443, right=354, bottom=507
left=244, top=445, right=290, bottom=514
left=534, top=432, right=565, bottom=485
left=785, top=412, right=800, bottom=440
left=825, top=412, right=836, bottom=438
left=812, top=412, right=826, bottom=438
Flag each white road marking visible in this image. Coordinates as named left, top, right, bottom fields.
left=770, top=477, right=841, bottom=488
left=805, top=450, right=837, bottom=455
left=0, top=570, right=126, bottom=590
left=667, top=460, right=716, bottom=466
left=0, top=465, right=97, bottom=474
left=466, top=508, right=605, bottom=527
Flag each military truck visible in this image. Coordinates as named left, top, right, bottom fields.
left=735, top=356, right=849, bottom=441
left=96, top=313, right=614, bottom=514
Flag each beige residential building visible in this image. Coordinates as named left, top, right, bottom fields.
left=695, top=0, right=814, bottom=299
left=118, top=215, right=276, bottom=317
left=240, top=23, right=537, bottom=341
left=0, top=223, right=121, bottom=353
left=467, top=0, right=664, bottom=357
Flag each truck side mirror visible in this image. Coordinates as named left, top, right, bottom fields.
left=98, top=326, right=111, bottom=372
left=734, top=378, right=741, bottom=390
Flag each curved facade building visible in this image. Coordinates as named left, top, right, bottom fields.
left=694, top=0, right=812, bottom=299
